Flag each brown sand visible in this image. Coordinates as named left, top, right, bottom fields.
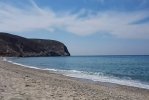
left=0, top=60, right=149, bottom=100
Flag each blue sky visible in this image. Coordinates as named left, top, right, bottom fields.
left=0, top=0, right=149, bottom=55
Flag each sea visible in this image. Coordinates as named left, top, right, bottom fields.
left=6, top=55, right=149, bottom=89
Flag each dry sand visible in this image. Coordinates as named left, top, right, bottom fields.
left=0, top=60, right=149, bottom=100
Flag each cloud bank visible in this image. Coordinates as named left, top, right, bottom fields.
left=0, top=0, right=149, bottom=39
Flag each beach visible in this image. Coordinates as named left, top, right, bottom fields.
left=0, top=60, right=149, bottom=100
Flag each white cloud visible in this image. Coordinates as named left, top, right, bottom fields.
left=0, top=0, right=149, bottom=39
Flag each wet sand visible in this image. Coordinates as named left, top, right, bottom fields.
left=0, top=60, right=149, bottom=100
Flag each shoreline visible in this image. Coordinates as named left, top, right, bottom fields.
left=0, top=60, right=149, bottom=100
left=5, top=58, right=149, bottom=90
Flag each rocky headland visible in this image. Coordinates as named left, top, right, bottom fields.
left=0, top=32, right=70, bottom=57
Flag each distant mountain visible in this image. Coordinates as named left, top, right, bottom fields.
left=0, top=32, right=70, bottom=57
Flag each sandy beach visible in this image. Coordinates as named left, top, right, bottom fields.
left=0, top=60, right=149, bottom=100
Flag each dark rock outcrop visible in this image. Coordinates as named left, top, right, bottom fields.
left=0, top=32, right=70, bottom=57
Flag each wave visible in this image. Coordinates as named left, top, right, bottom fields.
left=5, top=58, right=149, bottom=90
left=61, top=70, right=149, bottom=89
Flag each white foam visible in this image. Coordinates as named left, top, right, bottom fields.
left=62, top=70, right=149, bottom=89
left=5, top=59, right=149, bottom=90
left=6, top=59, right=62, bottom=72
left=6, top=59, right=43, bottom=70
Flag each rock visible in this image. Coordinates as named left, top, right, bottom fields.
left=0, top=32, right=70, bottom=57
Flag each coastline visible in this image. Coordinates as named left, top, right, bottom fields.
left=6, top=57, right=149, bottom=90
left=0, top=59, right=149, bottom=100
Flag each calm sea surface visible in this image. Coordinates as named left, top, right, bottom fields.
left=8, top=56, right=149, bottom=89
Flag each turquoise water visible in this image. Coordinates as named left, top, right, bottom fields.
left=8, top=56, right=149, bottom=89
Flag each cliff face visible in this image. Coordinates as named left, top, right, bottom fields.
left=0, top=32, right=70, bottom=57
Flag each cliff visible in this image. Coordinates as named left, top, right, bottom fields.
left=0, top=32, right=70, bottom=57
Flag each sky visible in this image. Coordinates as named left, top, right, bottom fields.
left=0, top=0, right=149, bottom=55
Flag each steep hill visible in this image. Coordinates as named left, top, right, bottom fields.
left=0, top=32, right=70, bottom=57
